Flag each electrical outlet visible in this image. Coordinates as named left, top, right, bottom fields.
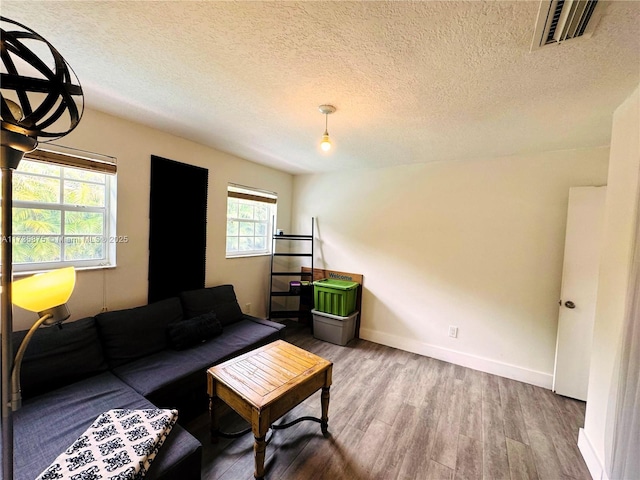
left=448, top=326, right=458, bottom=338
left=245, top=303, right=251, bottom=313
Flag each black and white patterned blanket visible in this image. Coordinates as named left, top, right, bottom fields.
left=36, top=408, right=178, bottom=480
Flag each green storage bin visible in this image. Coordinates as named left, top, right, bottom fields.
left=313, top=279, right=359, bottom=316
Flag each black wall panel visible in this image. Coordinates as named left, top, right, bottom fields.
left=148, top=155, right=208, bottom=303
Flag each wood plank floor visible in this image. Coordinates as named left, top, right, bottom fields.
left=186, top=323, right=591, bottom=480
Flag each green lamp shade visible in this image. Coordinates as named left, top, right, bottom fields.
left=12, top=267, right=76, bottom=312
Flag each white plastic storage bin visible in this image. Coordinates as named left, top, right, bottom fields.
left=312, top=309, right=358, bottom=346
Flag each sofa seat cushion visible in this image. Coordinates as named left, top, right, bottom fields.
left=113, top=317, right=286, bottom=399
left=96, top=297, right=183, bottom=368
left=12, top=316, right=108, bottom=400
left=179, top=284, right=243, bottom=326
left=11, top=372, right=201, bottom=480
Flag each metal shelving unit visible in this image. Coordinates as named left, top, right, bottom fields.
left=268, top=218, right=314, bottom=320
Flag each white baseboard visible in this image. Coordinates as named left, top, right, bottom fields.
left=578, top=428, right=609, bottom=480
left=359, top=327, right=553, bottom=388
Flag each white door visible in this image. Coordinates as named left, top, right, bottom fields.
left=553, top=186, right=607, bottom=401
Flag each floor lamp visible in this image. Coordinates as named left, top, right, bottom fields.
left=1, top=17, right=83, bottom=480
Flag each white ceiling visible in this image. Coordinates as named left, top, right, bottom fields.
left=2, top=1, right=639, bottom=174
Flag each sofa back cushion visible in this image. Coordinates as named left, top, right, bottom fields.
left=96, top=297, right=183, bottom=368
left=12, top=316, right=108, bottom=399
left=180, top=284, right=243, bottom=326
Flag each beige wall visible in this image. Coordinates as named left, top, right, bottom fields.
left=580, top=86, right=640, bottom=479
left=12, top=108, right=293, bottom=331
left=292, top=148, right=608, bottom=386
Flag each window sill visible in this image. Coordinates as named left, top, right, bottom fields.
left=12, top=264, right=117, bottom=278
left=226, top=253, right=271, bottom=259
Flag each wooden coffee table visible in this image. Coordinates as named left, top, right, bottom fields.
left=207, top=340, right=333, bottom=479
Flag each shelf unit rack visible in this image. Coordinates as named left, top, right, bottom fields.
left=268, top=218, right=314, bottom=320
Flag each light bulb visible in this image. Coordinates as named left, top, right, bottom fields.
left=320, top=133, right=331, bottom=152
left=5, top=99, right=24, bottom=122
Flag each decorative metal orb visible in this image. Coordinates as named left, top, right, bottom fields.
left=0, top=16, right=83, bottom=141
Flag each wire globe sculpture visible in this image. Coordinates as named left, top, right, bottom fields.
left=1, top=16, right=83, bottom=142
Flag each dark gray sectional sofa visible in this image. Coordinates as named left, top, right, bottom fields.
left=9, top=284, right=286, bottom=480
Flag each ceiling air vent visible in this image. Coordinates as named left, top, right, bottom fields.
left=531, top=0, right=606, bottom=51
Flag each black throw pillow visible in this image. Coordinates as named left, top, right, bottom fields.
left=180, top=285, right=244, bottom=326
left=167, top=312, right=223, bottom=350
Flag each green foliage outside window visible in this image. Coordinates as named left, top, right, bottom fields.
left=226, top=191, right=275, bottom=257
left=1, top=159, right=112, bottom=268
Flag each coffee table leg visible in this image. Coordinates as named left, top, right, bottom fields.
left=254, top=435, right=267, bottom=479
left=321, top=386, right=330, bottom=435
left=210, top=395, right=220, bottom=444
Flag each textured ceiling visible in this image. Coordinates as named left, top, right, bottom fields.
left=2, top=1, right=639, bottom=174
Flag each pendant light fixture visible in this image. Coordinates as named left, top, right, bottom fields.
left=318, top=104, right=336, bottom=152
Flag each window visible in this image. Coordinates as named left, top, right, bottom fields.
left=226, top=185, right=277, bottom=257
left=1, top=145, right=118, bottom=273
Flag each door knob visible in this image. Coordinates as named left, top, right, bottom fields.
left=564, top=301, right=576, bottom=309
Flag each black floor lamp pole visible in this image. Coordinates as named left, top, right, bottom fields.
left=1, top=137, right=35, bottom=480
left=1, top=16, right=84, bottom=478
left=1, top=155, right=16, bottom=480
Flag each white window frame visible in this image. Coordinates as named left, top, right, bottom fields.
left=3, top=144, right=118, bottom=274
left=226, top=184, right=277, bottom=258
